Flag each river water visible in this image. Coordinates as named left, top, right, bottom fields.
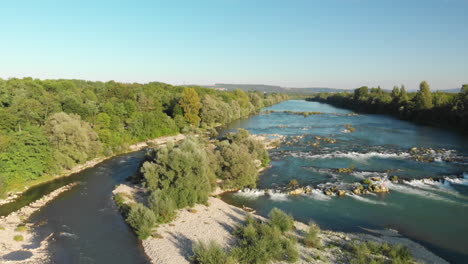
left=1, top=99, right=467, bottom=263
left=1, top=151, right=150, bottom=263
left=221, top=100, right=468, bottom=264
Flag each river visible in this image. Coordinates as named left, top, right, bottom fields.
left=221, top=99, right=468, bottom=264
left=1, top=99, right=467, bottom=263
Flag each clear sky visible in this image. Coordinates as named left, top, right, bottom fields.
left=1, top=0, right=467, bottom=90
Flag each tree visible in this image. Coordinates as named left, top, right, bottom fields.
left=400, top=85, right=409, bottom=102
left=391, top=86, right=400, bottom=100
left=414, top=81, right=433, bottom=110
left=0, top=126, right=52, bottom=185
left=218, top=142, right=258, bottom=189
left=354, top=86, right=369, bottom=100
left=45, top=112, right=102, bottom=169
left=141, top=137, right=214, bottom=208
left=179, top=88, right=201, bottom=126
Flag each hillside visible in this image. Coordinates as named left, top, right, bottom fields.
left=209, top=83, right=347, bottom=94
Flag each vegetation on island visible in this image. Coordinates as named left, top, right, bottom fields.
left=192, top=209, right=299, bottom=264
left=120, top=129, right=270, bottom=239
left=0, top=77, right=287, bottom=196
left=307, top=82, right=468, bottom=133
left=191, top=208, right=416, bottom=264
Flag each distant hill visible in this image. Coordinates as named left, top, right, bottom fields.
left=435, top=88, right=462, bottom=93
left=208, top=84, right=348, bottom=94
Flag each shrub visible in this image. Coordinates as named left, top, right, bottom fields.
left=191, top=240, right=236, bottom=264
left=13, top=235, right=24, bottom=241
left=15, top=225, right=28, bottom=232
left=269, top=208, right=294, bottom=233
left=362, top=179, right=372, bottom=185
left=114, top=193, right=131, bottom=217
left=349, top=241, right=414, bottom=264
left=126, top=203, right=156, bottom=240
left=232, top=215, right=299, bottom=264
left=304, top=222, right=321, bottom=248
left=148, top=190, right=176, bottom=223
left=287, top=179, right=299, bottom=190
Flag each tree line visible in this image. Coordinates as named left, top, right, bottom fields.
left=0, top=77, right=288, bottom=196
left=307, top=82, right=468, bottom=133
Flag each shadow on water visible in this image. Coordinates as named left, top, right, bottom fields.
left=0, top=150, right=151, bottom=264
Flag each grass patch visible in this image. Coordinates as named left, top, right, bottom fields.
left=303, top=222, right=322, bottom=248
left=15, top=225, right=28, bottom=232
left=188, top=208, right=198, bottom=213
left=349, top=241, right=414, bottom=264
left=13, top=235, right=24, bottom=241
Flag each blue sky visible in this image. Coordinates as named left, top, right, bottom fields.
left=1, top=0, right=467, bottom=90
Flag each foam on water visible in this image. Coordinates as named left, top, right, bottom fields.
left=346, top=194, right=388, bottom=205
left=290, top=151, right=410, bottom=161
left=404, top=178, right=468, bottom=200
left=268, top=192, right=289, bottom=201
left=59, top=232, right=78, bottom=239
left=235, top=189, right=265, bottom=199
left=306, top=189, right=332, bottom=201
left=351, top=171, right=389, bottom=179
left=445, top=177, right=468, bottom=186
left=386, top=181, right=463, bottom=205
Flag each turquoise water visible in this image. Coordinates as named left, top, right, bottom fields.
left=222, top=100, right=468, bottom=263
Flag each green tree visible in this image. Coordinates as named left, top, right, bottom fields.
left=179, top=88, right=202, bottom=126
left=354, top=86, right=369, bottom=100
left=400, top=85, right=409, bottom=102
left=141, top=137, right=213, bottom=208
left=45, top=112, right=102, bottom=170
left=0, top=126, right=52, bottom=185
left=414, top=81, right=433, bottom=110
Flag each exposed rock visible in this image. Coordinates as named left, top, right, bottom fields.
left=289, top=187, right=304, bottom=195
left=336, top=190, right=346, bottom=196
left=368, top=184, right=390, bottom=193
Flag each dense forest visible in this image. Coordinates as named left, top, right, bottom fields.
left=307, top=82, right=468, bottom=133
left=0, top=78, right=288, bottom=196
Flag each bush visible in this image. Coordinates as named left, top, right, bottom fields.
left=13, top=235, right=24, bottom=241
left=148, top=190, right=176, bottom=223
left=349, top=241, right=413, bottom=264
left=191, top=240, right=236, bottom=264
left=232, top=215, right=299, bottom=264
left=362, top=179, right=372, bottom=185
left=304, top=222, right=321, bottom=248
left=126, top=203, right=156, bottom=240
left=269, top=208, right=294, bottom=233
left=114, top=193, right=132, bottom=217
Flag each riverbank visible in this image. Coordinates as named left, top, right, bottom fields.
left=0, top=183, right=78, bottom=263
left=0, top=134, right=185, bottom=206
left=0, top=134, right=186, bottom=263
left=112, top=183, right=448, bottom=264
